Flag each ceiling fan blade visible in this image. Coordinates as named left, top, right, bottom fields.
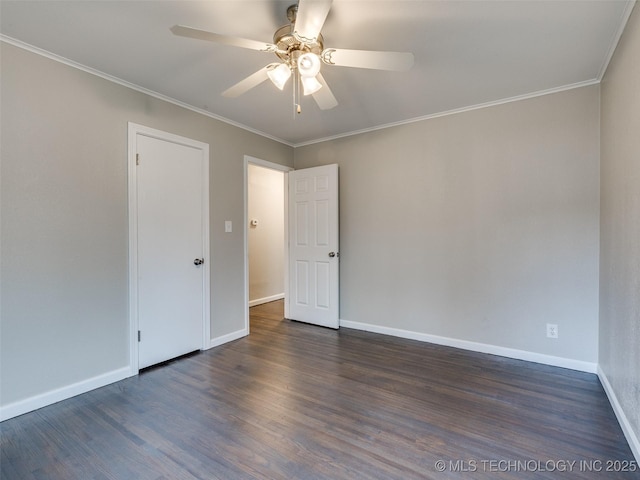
left=321, top=48, right=414, bottom=71
left=222, top=65, right=276, bottom=98
left=312, top=73, right=338, bottom=110
left=293, top=0, right=333, bottom=44
left=171, top=25, right=276, bottom=52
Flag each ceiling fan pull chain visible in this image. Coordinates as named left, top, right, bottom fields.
left=297, top=69, right=302, bottom=115
left=293, top=68, right=301, bottom=117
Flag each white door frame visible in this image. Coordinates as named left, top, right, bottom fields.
left=128, top=122, right=211, bottom=375
left=243, top=155, right=293, bottom=334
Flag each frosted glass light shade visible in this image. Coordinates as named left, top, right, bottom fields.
left=297, top=53, right=321, bottom=78
left=267, top=63, right=291, bottom=90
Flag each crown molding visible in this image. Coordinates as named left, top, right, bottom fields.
left=597, top=0, right=637, bottom=81
left=0, top=35, right=294, bottom=147
left=292, top=79, right=600, bottom=147
left=2, top=23, right=624, bottom=150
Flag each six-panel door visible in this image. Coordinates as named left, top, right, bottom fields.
left=288, top=164, right=339, bottom=328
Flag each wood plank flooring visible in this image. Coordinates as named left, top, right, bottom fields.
left=1, top=300, right=637, bottom=479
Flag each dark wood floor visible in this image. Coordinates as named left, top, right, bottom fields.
left=2, top=300, right=637, bottom=479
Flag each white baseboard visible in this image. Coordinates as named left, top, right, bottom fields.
left=1, top=329, right=250, bottom=421
left=598, top=366, right=640, bottom=463
left=248, top=293, right=284, bottom=307
left=0, top=366, right=132, bottom=421
left=209, top=328, right=248, bottom=348
left=339, top=319, right=597, bottom=373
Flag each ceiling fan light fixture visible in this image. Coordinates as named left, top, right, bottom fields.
left=297, top=52, right=321, bottom=78
left=301, top=75, right=322, bottom=95
left=171, top=0, right=413, bottom=112
left=267, top=63, right=292, bottom=90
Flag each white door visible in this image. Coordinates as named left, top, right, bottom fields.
left=135, top=130, right=208, bottom=369
left=288, top=164, right=339, bottom=328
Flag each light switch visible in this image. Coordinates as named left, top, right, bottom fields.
left=225, top=220, right=232, bottom=233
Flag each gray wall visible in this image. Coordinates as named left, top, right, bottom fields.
left=295, top=85, right=600, bottom=364
left=0, top=43, right=293, bottom=406
left=600, top=3, right=640, bottom=454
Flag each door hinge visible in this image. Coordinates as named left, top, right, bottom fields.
left=136, top=153, right=140, bottom=166
left=138, top=330, right=141, bottom=342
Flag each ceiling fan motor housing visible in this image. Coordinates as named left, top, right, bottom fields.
left=273, top=23, right=324, bottom=68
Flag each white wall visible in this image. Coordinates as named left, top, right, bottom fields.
left=248, top=164, right=285, bottom=305
left=599, top=3, right=640, bottom=460
left=295, top=85, right=601, bottom=369
left=0, top=43, right=293, bottom=414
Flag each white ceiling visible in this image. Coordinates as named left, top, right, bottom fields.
left=0, top=1, right=634, bottom=145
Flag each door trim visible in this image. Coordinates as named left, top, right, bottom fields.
left=243, top=155, right=293, bottom=334
left=128, top=122, right=210, bottom=375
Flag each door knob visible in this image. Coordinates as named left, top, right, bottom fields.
left=193, top=258, right=204, bottom=266
left=328, top=252, right=339, bottom=258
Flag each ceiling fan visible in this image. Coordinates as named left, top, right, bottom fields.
left=171, top=0, right=414, bottom=113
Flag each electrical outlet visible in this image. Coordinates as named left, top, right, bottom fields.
left=546, top=323, right=558, bottom=339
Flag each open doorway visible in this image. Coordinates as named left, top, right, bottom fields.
left=248, top=164, right=285, bottom=306
left=243, top=156, right=293, bottom=334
